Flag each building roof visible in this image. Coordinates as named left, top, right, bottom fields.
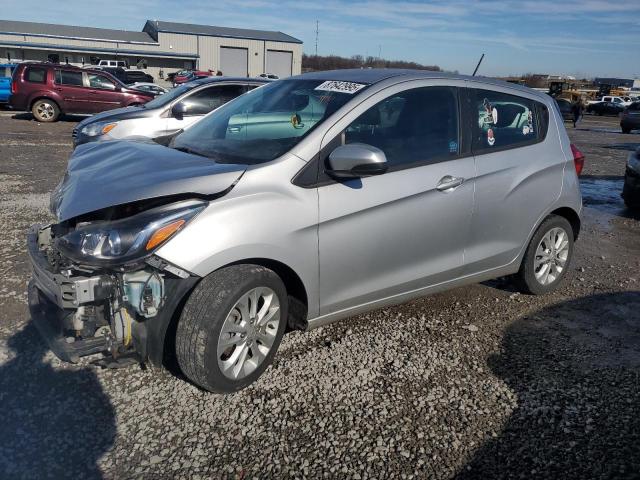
left=0, top=19, right=156, bottom=44
left=145, top=20, right=302, bottom=44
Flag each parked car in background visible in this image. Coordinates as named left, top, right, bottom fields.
left=98, top=59, right=128, bottom=68
left=9, top=63, right=154, bottom=122
left=623, top=147, right=640, bottom=209
left=620, top=102, right=640, bottom=134
left=123, top=69, right=154, bottom=84
left=554, top=98, right=574, bottom=122
left=173, top=70, right=212, bottom=87
left=91, top=66, right=154, bottom=85
left=72, top=76, right=267, bottom=146
left=167, top=69, right=190, bottom=83
left=29, top=70, right=583, bottom=393
left=0, top=63, right=17, bottom=103
left=259, top=73, right=279, bottom=80
left=586, top=101, right=624, bottom=116
left=130, top=82, right=168, bottom=96
left=587, top=95, right=630, bottom=107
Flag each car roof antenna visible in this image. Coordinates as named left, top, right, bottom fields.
left=472, top=53, right=485, bottom=77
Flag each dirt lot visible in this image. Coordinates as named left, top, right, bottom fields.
left=0, top=112, right=638, bottom=479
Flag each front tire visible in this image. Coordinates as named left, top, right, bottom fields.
left=514, top=215, right=574, bottom=295
left=622, top=127, right=631, bottom=134
left=31, top=99, right=60, bottom=122
left=176, top=264, right=288, bottom=393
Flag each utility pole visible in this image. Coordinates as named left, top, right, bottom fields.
left=315, top=20, right=319, bottom=56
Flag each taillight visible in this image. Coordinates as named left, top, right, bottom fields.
left=570, top=143, right=585, bottom=176
left=11, top=78, right=17, bottom=94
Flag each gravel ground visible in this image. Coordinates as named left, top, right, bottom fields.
left=0, top=112, right=638, bottom=479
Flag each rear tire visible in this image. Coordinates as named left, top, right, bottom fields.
left=176, top=264, right=288, bottom=393
left=31, top=99, right=60, bottom=122
left=514, top=215, right=574, bottom=295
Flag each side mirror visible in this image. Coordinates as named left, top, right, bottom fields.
left=171, top=102, right=188, bottom=120
left=326, top=143, right=388, bottom=179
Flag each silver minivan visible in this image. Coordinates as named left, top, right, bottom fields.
left=28, top=69, right=583, bottom=393
left=72, top=77, right=269, bottom=147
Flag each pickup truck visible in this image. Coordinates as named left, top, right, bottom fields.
left=587, top=95, right=632, bottom=107
left=0, top=63, right=17, bottom=103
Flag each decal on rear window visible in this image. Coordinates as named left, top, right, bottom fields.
left=314, top=81, right=367, bottom=94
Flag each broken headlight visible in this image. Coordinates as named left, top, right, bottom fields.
left=56, top=200, right=206, bottom=266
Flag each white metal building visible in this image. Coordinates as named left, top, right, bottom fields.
left=0, top=19, right=303, bottom=79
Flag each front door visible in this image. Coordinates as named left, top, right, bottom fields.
left=318, top=84, right=474, bottom=315
left=85, top=72, right=122, bottom=113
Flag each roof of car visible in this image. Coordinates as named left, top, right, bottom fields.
left=293, top=69, right=546, bottom=99
left=188, top=76, right=271, bottom=86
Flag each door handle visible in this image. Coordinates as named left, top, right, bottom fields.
left=436, top=175, right=464, bottom=192
left=227, top=126, right=242, bottom=133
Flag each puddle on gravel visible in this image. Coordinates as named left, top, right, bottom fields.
left=580, top=177, right=626, bottom=216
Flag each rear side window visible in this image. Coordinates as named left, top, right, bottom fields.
left=343, top=86, right=460, bottom=170
left=629, top=102, right=640, bottom=111
left=55, top=70, right=83, bottom=87
left=25, top=67, right=47, bottom=83
left=182, top=84, right=246, bottom=116
left=472, top=89, right=542, bottom=152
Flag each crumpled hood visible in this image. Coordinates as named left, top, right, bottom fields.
left=52, top=139, right=246, bottom=221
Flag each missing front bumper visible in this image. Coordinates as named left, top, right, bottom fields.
left=28, top=281, right=110, bottom=363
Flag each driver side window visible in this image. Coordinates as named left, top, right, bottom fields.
left=343, top=86, right=459, bottom=170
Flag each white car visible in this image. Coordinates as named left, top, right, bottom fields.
left=130, top=82, right=168, bottom=96
left=588, top=95, right=632, bottom=107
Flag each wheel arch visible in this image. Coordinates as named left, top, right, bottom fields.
left=149, top=257, right=309, bottom=369
left=549, top=206, right=581, bottom=240
left=29, top=95, right=61, bottom=111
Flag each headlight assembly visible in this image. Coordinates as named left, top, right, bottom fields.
left=56, top=200, right=206, bottom=266
left=81, top=121, right=118, bottom=137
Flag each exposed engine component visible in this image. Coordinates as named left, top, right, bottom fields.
left=112, top=307, right=133, bottom=346
left=121, top=270, right=164, bottom=318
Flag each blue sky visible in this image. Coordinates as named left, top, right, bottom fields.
left=4, top=0, right=640, bottom=78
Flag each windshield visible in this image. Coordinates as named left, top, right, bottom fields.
left=143, top=84, right=194, bottom=109
left=170, top=79, right=367, bottom=164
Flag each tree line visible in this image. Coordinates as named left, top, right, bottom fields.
left=302, top=54, right=441, bottom=72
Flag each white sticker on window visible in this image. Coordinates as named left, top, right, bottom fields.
left=315, top=80, right=367, bottom=94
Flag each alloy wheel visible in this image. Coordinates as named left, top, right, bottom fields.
left=534, top=227, right=570, bottom=285
left=217, top=287, right=281, bottom=380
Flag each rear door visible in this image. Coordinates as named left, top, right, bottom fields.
left=317, top=82, right=475, bottom=315
left=165, top=83, right=247, bottom=135
left=85, top=72, right=123, bottom=112
left=53, top=69, right=89, bottom=113
left=463, top=85, right=562, bottom=274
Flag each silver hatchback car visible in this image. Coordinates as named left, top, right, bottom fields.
left=28, top=69, right=583, bottom=393
left=72, top=76, right=269, bottom=147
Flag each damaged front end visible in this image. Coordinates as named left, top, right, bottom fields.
left=27, top=199, right=204, bottom=367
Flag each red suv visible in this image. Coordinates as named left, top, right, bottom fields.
left=10, top=63, right=154, bottom=122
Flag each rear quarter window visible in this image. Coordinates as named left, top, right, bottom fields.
left=25, top=67, right=47, bottom=84
left=471, top=89, right=548, bottom=153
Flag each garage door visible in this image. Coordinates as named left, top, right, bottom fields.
left=266, top=50, right=293, bottom=78
left=220, top=47, right=248, bottom=77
